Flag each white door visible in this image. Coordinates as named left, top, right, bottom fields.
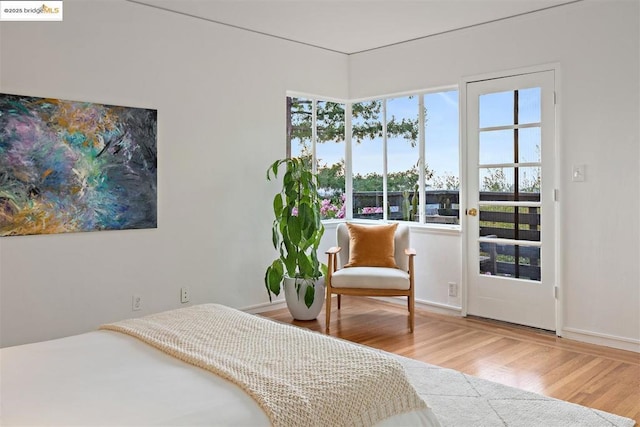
left=466, top=70, right=556, bottom=331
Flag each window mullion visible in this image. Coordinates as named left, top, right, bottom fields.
left=418, top=95, right=426, bottom=224
left=311, top=99, right=317, bottom=175
left=382, top=99, right=388, bottom=221
left=345, top=103, right=353, bottom=220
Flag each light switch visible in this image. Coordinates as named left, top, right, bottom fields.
left=572, top=165, right=585, bottom=182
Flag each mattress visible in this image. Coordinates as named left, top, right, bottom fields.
left=1, top=327, right=440, bottom=426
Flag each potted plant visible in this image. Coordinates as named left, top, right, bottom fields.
left=438, top=195, right=457, bottom=217
left=264, top=157, right=326, bottom=320
left=402, top=184, right=420, bottom=221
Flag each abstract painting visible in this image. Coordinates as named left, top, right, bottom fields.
left=0, top=94, right=157, bottom=236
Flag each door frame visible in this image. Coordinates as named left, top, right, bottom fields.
left=459, top=63, right=563, bottom=336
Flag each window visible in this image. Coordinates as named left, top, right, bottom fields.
left=352, top=100, right=384, bottom=219
left=386, top=96, right=420, bottom=223
left=476, top=87, right=542, bottom=280
left=286, top=88, right=459, bottom=226
left=424, top=90, right=460, bottom=224
left=287, top=97, right=346, bottom=220
left=352, top=96, right=421, bottom=220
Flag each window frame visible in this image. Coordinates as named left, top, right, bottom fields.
left=286, top=85, right=460, bottom=230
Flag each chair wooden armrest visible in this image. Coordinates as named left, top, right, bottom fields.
left=326, top=246, right=341, bottom=274
left=405, top=248, right=416, bottom=256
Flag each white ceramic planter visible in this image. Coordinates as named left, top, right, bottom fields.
left=283, top=276, right=325, bottom=321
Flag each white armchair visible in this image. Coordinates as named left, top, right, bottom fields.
left=325, top=223, right=416, bottom=333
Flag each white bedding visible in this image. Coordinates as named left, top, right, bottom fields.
left=1, top=329, right=440, bottom=426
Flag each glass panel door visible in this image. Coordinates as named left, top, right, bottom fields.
left=466, top=70, right=556, bottom=331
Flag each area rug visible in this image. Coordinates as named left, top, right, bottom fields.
left=394, top=355, right=635, bottom=427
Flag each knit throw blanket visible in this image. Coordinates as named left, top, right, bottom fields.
left=100, top=304, right=427, bottom=427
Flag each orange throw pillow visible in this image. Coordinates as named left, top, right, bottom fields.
left=344, top=223, right=399, bottom=268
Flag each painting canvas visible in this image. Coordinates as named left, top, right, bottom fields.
left=0, top=94, right=157, bottom=236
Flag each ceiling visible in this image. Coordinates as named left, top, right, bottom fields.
left=129, top=0, right=580, bottom=55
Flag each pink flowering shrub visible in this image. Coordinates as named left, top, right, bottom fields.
left=320, top=194, right=345, bottom=219
left=361, top=206, right=384, bottom=214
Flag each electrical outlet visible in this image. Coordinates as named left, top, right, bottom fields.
left=132, top=295, right=142, bottom=311
left=181, top=287, right=190, bottom=303
left=448, top=282, right=458, bottom=297
left=572, top=164, right=585, bottom=182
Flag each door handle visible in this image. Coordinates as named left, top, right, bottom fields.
left=467, top=208, right=478, bottom=216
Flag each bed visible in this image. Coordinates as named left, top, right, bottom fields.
left=1, top=304, right=440, bottom=426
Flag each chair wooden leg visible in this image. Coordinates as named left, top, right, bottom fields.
left=337, top=294, right=341, bottom=310
left=409, top=294, right=415, bottom=333
left=325, top=288, right=332, bottom=333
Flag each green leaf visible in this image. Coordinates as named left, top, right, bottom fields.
left=309, top=250, right=319, bottom=271
left=264, top=270, right=272, bottom=302
left=295, top=280, right=301, bottom=299
left=297, top=251, right=313, bottom=277
left=312, top=225, right=325, bottom=250
left=287, top=215, right=301, bottom=245
left=265, top=261, right=284, bottom=298
left=271, top=226, right=279, bottom=249
left=282, top=237, right=294, bottom=257
left=273, top=194, right=283, bottom=216
left=297, top=202, right=313, bottom=233
left=304, top=284, right=315, bottom=308
left=284, top=251, right=297, bottom=277
left=267, top=159, right=281, bottom=180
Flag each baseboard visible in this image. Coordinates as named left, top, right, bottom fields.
left=561, top=327, right=640, bottom=353
left=244, top=295, right=463, bottom=317
left=415, top=299, right=463, bottom=316
left=372, top=296, right=463, bottom=317
left=242, top=299, right=287, bottom=314
left=243, top=295, right=349, bottom=315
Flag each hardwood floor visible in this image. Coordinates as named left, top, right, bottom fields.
left=260, top=296, right=640, bottom=424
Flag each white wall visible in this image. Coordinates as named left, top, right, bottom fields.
left=0, top=0, right=347, bottom=347
left=1, top=0, right=638, bottom=352
left=349, top=0, right=640, bottom=351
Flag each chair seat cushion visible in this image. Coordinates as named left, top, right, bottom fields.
left=331, top=267, right=410, bottom=290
